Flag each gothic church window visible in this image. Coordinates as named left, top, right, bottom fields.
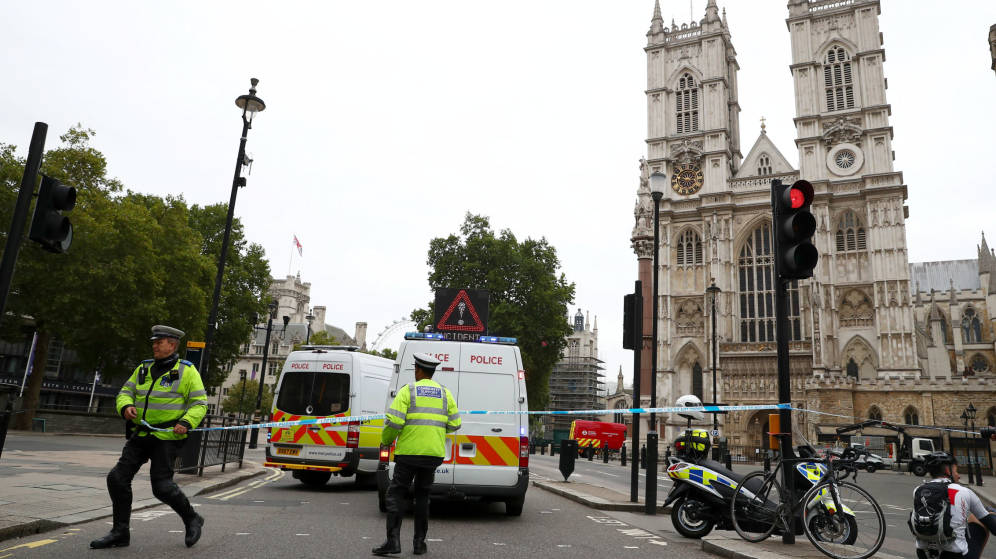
left=903, top=406, right=919, bottom=426
left=970, top=354, right=991, bottom=374
left=676, top=229, right=703, bottom=266
left=846, top=358, right=859, bottom=378
left=737, top=222, right=802, bottom=342
left=834, top=211, right=867, bottom=253
left=676, top=73, right=699, bottom=134
left=940, top=316, right=949, bottom=344
left=757, top=154, right=772, bottom=176
left=692, top=362, right=703, bottom=400
left=962, top=307, right=982, bottom=343
left=824, top=46, right=855, bottom=112
left=868, top=406, right=883, bottom=421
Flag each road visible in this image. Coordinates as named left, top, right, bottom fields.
left=0, top=464, right=716, bottom=559
left=529, top=453, right=941, bottom=558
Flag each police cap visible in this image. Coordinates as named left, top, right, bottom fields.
left=150, top=325, right=185, bottom=341
left=413, top=353, right=441, bottom=372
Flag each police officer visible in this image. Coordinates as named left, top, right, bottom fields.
left=373, top=353, right=461, bottom=556
left=90, top=325, right=208, bottom=549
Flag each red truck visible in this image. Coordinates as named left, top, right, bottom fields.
left=569, top=420, right=627, bottom=450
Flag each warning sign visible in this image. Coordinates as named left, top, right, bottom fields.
left=434, top=288, right=489, bottom=341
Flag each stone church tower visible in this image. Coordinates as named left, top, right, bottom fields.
left=631, top=0, right=927, bottom=448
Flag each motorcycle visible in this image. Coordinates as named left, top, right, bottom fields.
left=664, top=430, right=860, bottom=541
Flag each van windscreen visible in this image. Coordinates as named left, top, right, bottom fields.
left=277, top=371, right=350, bottom=416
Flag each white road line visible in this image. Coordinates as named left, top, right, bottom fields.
left=295, top=533, right=310, bottom=536
left=427, top=539, right=443, bottom=542
left=235, top=533, right=250, bottom=536
left=168, top=530, right=183, bottom=533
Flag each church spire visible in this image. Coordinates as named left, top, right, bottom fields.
left=616, top=366, right=624, bottom=394
left=705, top=0, right=721, bottom=23
left=648, top=0, right=665, bottom=38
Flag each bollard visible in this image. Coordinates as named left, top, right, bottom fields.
left=0, top=400, right=12, bottom=461
left=976, top=462, right=984, bottom=487
left=763, top=454, right=771, bottom=474
left=665, top=444, right=671, bottom=460
left=621, top=444, right=627, bottom=467
left=587, top=446, right=594, bottom=461
left=640, top=445, right=647, bottom=470
left=540, top=444, right=545, bottom=455
left=603, top=445, right=610, bottom=463
left=724, top=451, right=732, bottom=470
left=559, top=439, right=578, bottom=481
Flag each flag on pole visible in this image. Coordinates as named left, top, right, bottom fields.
left=293, top=234, right=303, bottom=256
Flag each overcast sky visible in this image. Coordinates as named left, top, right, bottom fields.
left=1, top=1, right=993, bottom=389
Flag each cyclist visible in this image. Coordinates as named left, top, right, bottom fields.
left=912, top=451, right=996, bottom=558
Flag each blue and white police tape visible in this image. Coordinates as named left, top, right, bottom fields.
left=140, top=403, right=791, bottom=433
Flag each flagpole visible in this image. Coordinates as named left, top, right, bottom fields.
left=288, top=244, right=294, bottom=276
left=88, top=370, right=99, bottom=413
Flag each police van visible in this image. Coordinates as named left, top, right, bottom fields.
left=376, top=333, right=530, bottom=516
left=265, top=347, right=393, bottom=487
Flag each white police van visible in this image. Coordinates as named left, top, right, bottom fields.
left=376, top=333, right=530, bottom=516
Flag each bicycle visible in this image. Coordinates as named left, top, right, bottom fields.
left=730, top=434, right=885, bottom=559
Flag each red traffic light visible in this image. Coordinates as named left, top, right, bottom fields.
left=786, top=180, right=813, bottom=209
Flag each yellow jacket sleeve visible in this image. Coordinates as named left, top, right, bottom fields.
left=115, top=365, right=143, bottom=418
left=178, top=365, right=208, bottom=430
left=445, top=389, right=461, bottom=433
left=381, top=385, right=410, bottom=445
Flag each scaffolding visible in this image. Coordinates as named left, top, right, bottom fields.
left=545, top=354, right=605, bottom=438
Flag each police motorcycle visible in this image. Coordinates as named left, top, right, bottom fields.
left=664, top=396, right=861, bottom=541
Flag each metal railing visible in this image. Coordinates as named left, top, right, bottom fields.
left=175, top=414, right=249, bottom=476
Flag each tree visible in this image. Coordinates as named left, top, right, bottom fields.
left=221, top=379, right=273, bottom=417
left=292, top=330, right=339, bottom=351
left=412, top=213, right=574, bottom=411
left=0, top=126, right=270, bottom=428
left=364, top=347, right=397, bottom=360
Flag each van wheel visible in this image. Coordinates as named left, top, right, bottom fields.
left=298, top=471, right=332, bottom=487
left=377, top=486, right=387, bottom=513
left=865, top=464, right=876, bottom=474
left=505, top=496, right=525, bottom=516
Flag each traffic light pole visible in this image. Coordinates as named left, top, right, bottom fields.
left=630, top=280, right=643, bottom=503
left=0, top=122, right=47, bottom=327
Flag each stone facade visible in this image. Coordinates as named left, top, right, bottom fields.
left=629, top=0, right=996, bottom=465
left=543, top=310, right=604, bottom=440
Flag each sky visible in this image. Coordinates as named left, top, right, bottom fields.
left=1, top=1, right=994, bottom=389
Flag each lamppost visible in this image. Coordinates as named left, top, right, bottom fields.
left=249, top=300, right=277, bottom=449
left=237, top=370, right=247, bottom=420
left=707, top=280, right=721, bottom=460
left=962, top=409, right=975, bottom=484
left=967, top=403, right=983, bottom=486
left=646, top=171, right=667, bottom=515
left=202, top=78, right=266, bottom=384
left=305, top=309, right=315, bottom=344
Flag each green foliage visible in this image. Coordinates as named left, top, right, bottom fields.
left=221, top=379, right=273, bottom=416
left=292, top=329, right=339, bottom=351
left=412, top=213, right=574, bottom=410
left=364, top=347, right=398, bottom=360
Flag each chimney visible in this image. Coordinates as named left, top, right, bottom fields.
left=355, top=322, right=368, bottom=351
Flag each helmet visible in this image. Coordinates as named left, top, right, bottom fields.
left=675, top=394, right=704, bottom=421
left=674, top=428, right=711, bottom=461
left=924, top=451, right=956, bottom=476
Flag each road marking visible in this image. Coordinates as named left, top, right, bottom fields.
left=209, top=470, right=286, bottom=501
left=428, top=539, right=443, bottom=542
left=296, top=533, right=310, bottom=536
left=556, top=544, right=572, bottom=548
left=236, top=532, right=250, bottom=536
left=624, top=546, right=639, bottom=549
left=169, top=530, right=183, bottom=533
left=540, top=511, right=552, bottom=514
left=340, top=502, right=350, bottom=505
left=602, top=472, right=619, bottom=477
left=493, top=542, right=505, bottom=546
left=253, top=500, right=265, bottom=503
left=0, top=539, right=58, bottom=552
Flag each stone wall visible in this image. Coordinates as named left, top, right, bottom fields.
left=27, top=410, right=124, bottom=435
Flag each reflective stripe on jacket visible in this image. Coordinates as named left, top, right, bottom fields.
left=116, top=358, right=208, bottom=441
left=381, top=378, right=460, bottom=457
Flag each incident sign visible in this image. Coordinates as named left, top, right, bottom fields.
left=434, top=288, right=489, bottom=340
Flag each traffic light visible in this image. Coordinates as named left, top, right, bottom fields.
left=772, top=179, right=818, bottom=280
left=623, top=293, right=636, bottom=350
left=28, top=175, right=76, bottom=253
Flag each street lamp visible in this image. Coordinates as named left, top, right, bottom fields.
left=646, top=171, right=667, bottom=515
left=967, top=403, right=983, bottom=486
left=962, top=409, right=975, bottom=484
left=306, top=309, right=315, bottom=344
left=707, top=280, right=722, bottom=459
left=249, top=300, right=278, bottom=449
left=202, top=78, right=266, bottom=384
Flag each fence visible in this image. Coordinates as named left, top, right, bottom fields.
left=726, top=445, right=769, bottom=465
left=175, top=414, right=249, bottom=476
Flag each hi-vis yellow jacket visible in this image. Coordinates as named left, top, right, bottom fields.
left=116, top=358, right=208, bottom=441
left=381, top=378, right=460, bottom=457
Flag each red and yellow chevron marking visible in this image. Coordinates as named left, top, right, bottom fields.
left=270, top=409, right=347, bottom=446
left=575, top=438, right=602, bottom=448
left=453, top=435, right=520, bottom=466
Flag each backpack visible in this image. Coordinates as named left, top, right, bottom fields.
left=908, top=481, right=953, bottom=547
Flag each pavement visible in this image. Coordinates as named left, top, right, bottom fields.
left=0, top=431, right=264, bottom=543
left=528, top=453, right=996, bottom=559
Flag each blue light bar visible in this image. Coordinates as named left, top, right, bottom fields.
left=404, top=332, right=446, bottom=340
left=403, top=332, right=517, bottom=345
left=478, top=335, right=517, bottom=345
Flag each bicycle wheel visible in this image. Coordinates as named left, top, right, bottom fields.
left=730, top=471, right=783, bottom=542
left=802, top=480, right=885, bottom=559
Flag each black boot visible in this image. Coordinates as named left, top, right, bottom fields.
left=90, top=524, right=129, bottom=549
left=413, top=538, right=427, bottom=555
left=184, top=513, right=204, bottom=548
left=372, top=512, right=402, bottom=555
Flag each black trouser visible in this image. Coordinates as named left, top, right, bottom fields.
left=106, top=434, right=195, bottom=528
left=385, top=456, right=443, bottom=543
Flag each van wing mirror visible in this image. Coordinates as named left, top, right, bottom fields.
left=393, top=364, right=400, bottom=375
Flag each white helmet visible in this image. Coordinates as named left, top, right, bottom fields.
left=675, top=394, right=704, bottom=421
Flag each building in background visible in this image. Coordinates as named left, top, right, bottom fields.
left=543, top=309, right=604, bottom=443
left=210, top=273, right=367, bottom=415
left=602, top=366, right=633, bottom=437
left=628, top=0, right=995, bottom=470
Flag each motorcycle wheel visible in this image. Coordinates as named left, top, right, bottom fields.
left=671, top=497, right=716, bottom=539
left=807, top=512, right=858, bottom=545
